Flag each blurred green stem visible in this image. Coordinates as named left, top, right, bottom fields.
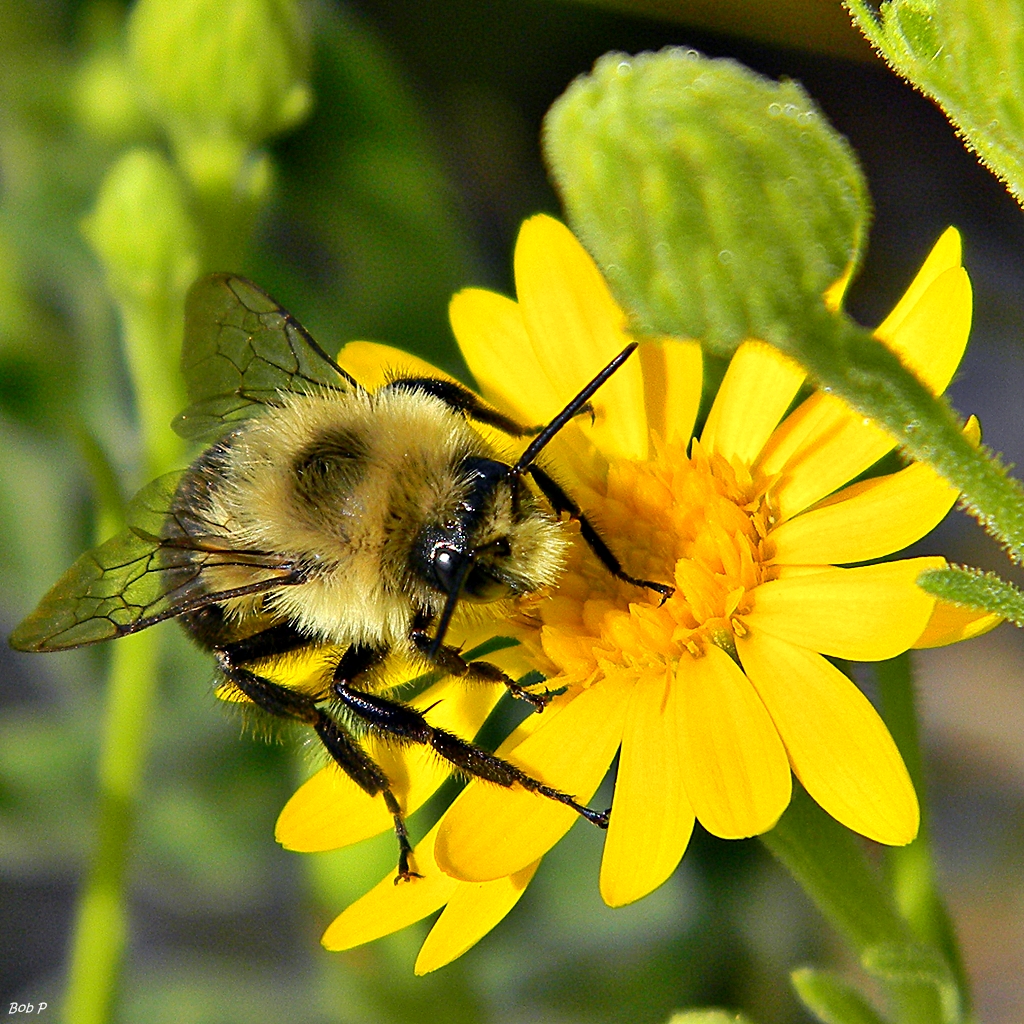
left=876, top=653, right=972, bottom=1017
left=64, top=233, right=187, bottom=1024
left=763, top=785, right=951, bottom=1023
left=63, top=630, right=159, bottom=1024
left=118, top=303, right=187, bottom=479
left=176, top=139, right=270, bottom=272
left=762, top=784, right=906, bottom=952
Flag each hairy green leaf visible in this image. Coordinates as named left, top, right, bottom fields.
left=847, top=0, right=1024, bottom=210
left=918, top=565, right=1024, bottom=627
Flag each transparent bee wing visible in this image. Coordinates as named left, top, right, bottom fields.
left=173, top=274, right=362, bottom=441
left=9, top=473, right=299, bottom=652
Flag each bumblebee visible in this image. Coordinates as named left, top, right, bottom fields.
left=11, top=274, right=671, bottom=877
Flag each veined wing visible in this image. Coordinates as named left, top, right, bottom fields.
left=9, top=473, right=301, bottom=652
left=173, top=274, right=362, bottom=441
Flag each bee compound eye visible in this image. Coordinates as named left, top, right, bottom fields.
left=463, top=563, right=513, bottom=602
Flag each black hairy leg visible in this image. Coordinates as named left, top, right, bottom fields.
left=214, top=628, right=421, bottom=880
left=336, top=645, right=608, bottom=829
left=527, top=464, right=675, bottom=601
left=383, top=377, right=533, bottom=435
left=382, top=376, right=594, bottom=438
left=408, top=624, right=564, bottom=711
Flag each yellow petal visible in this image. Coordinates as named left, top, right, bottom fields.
left=434, top=672, right=634, bottom=882
left=676, top=645, right=791, bottom=839
left=638, top=337, right=703, bottom=446
left=757, top=393, right=894, bottom=521
left=701, top=341, right=806, bottom=466
left=337, top=340, right=447, bottom=389
left=450, top=287, right=565, bottom=427
left=749, top=557, right=944, bottom=661
left=321, top=821, right=458, bottom=951
left=770, top=415, right=980, bottom=566
left=823, top=260, right=856, bottom=312
left=514, top=215, right=648, bottom=461
left=451, top=286, right=604, bottom=483
left=737, top=631, right=919, bottom=845
left=600, top=669, right=695, bottom=908
left=276, top=677, right=504, bottom=852
left=769, top=460, right=958, bottom=565
left=415, top=860, right=541, bottom=974
left=875, top=227, right=961, bottom=340
left=913, top=599, right=1003, bottom=648
left=876, top=266, right=972, bottom=395
left=757, top=248, right=971, bottom=522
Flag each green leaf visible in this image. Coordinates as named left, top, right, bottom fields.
left=545, top=48, right=1024, bottom=564
left=544, top=48, right=868, bottom=351
left=862, top=943, right=961, bottom=1024
left=791, top=968, right=889, bottom=1024
left=847, top=0, right=1024, bottom=210
left=918, top=565, right=1024, bottom=627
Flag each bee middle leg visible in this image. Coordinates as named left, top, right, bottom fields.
left=214, top=630, right=420, bottom=880
left=332, top=653, right=609, bottom=829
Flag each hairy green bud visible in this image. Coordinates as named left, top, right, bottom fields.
left=848, top=0, right=1024, bottom=211
left=82, top=149, right=198, bottom=308
left=544, top=48, right=868, bottom=351
left=128, top=0, right=312, bottom=150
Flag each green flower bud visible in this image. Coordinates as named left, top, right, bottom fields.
left=544, top=48, right=868, bottom=351
left=73, top=48, right=153, bottom=145
left=81, top=148, right=199, bottom=307
left=82, top=149, right=196, bottom=472
left=127, top=0, right=312, bottom=149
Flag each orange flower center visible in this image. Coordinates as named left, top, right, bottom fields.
left=526, top=439, right=778, bottom=685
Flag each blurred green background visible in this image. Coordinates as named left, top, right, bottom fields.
left=3, top=1, right=1024, bottom=1021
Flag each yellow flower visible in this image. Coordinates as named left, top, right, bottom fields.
left=277, top=214, right=997, bottom=973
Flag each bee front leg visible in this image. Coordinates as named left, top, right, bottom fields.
left=527, top=463, right=674, bottom=602
left=330, top=674, right=609, bottom=828
left=408, top=627, right=563, bottom=711
left=216, top=634, right=421, bottom=881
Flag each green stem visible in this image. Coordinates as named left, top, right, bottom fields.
left=875, top=654, right=972, bottom=1019
left=119, top=303, right=186, bottom=480
left=62, top=285, right=185, bottom=1024
left=762, top=784, right=907, bottom=953
left=763, top=786, right=949, bottom=1024
left=800, top=310, right=1024, bottom=565
left=62, top=630, right=159, bottom=1024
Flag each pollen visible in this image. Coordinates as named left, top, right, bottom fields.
left=533, top=438, right=777, bottom=683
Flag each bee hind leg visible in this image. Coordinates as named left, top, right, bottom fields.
left=214, top=634, right=421, bottom=881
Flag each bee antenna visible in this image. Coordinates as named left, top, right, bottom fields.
left=510, top=343, right=639, bottom=477
left=428, top=556, right=475, bottom=657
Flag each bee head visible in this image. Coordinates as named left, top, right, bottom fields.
left=413, top=342, right=639, bottom=653
left=412, top=456, right=551, bottom=606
